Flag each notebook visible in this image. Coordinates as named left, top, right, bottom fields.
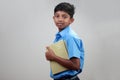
left=49, top=40, right=69, bottom=74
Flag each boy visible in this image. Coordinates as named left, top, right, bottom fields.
left=45, top=2, right=84, bottom=80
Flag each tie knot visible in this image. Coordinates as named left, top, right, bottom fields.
left=56, top=34, right=61, bottom=38
left=54, top=34, right=61, bottom=42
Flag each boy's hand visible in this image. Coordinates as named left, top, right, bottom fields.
left=45, top=47, right=56, bottom=61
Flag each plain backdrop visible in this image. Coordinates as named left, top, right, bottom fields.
left=0, top=0, right=120, bottom=80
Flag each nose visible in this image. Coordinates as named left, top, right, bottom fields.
left=58, top=17, right=63, bottom=22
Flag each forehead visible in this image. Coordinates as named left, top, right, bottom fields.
left=54, top=11, right=70, bottom=16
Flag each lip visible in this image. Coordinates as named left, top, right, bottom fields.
left=57, top=23, right=64, bottom=26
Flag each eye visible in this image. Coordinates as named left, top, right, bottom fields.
left=55, top=15, right=59, bottom=18
left=62, top=15, right=68, bottom=19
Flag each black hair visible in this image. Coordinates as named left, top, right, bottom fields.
left=54, top=2, right=75, bottom=18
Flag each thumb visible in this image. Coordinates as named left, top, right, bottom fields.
left=46, top=46, right=51, bottom=50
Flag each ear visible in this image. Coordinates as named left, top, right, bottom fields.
left=70, top=18, right=74, bottom=24
left=53, top=16, right=55, bottom=19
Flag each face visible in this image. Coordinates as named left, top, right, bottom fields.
left=53, top=11, right=74, bottom=31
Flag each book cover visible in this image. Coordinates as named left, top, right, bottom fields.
left=49, top=40, right=69, bottom=75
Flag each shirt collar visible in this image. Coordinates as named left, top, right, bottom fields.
left=56, top=26, right=70, bottom=38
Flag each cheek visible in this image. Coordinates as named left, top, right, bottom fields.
left=54, top=18, right=58, bottom=22
left=65, top=20, right=71, bottom=24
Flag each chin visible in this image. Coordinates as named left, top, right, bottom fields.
left=59, top=27, right=66, bottom=31
left=57, top=26, right=63, bottom=29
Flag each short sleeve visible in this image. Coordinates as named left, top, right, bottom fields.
left=66, top=37, right=84, bottom=59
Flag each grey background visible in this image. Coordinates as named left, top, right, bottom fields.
left=0, top=0, right=120, bottom=80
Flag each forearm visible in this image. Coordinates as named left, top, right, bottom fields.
left=53, top=55, right=80, bottom=70
left=45, top=47, right=80, bottom=70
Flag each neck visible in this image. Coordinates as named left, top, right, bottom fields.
left=58, top=26, right=69, bottom=32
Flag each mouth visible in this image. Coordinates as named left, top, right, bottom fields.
left=57, top=23, right=64, bottom=26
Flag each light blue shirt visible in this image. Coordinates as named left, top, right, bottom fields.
left=50, top=26, right=84, bottom=79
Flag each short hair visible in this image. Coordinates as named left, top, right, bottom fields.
left=54, top=2, right=75, bottom=18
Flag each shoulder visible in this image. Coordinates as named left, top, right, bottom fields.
left=64, top=30, right=84, bottom=48
left=66, top=29, right=80, bottom=41
left=62, top=27, right=83, bottom=45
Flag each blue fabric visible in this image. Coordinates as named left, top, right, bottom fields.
left=50, top=26, right=84, bottom=79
